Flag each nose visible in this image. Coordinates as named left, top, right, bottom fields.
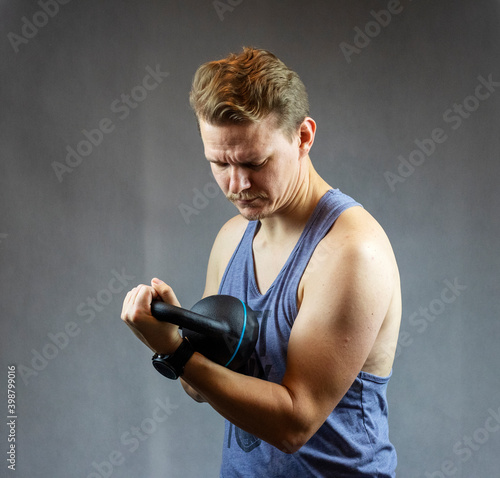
left=228, top=166, right=251, bottom=194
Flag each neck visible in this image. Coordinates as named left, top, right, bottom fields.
left=257, top=158, right=331, bottom=242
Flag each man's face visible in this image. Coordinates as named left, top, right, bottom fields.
left=199, top=115, right=304, bottom=221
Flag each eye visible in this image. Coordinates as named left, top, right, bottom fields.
left=246, top=159, right=268, bottom=170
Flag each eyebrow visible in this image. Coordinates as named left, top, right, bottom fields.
left=206, top=156, right=268, bottom=165
left=206, top=158, right=224, bottom=163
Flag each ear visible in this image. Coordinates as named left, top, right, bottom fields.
left=297, top=117, right=316, bottom=157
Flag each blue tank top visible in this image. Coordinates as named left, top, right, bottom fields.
left=218, top=189, right=397, bottom=477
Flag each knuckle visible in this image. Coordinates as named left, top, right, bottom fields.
left=129, top=307, right=150, bottom=324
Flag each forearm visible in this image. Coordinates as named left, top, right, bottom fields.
left=182, top=352, right=307, bottom=453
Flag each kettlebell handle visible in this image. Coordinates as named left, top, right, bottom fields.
left=151, top=301, right=231, bottom=337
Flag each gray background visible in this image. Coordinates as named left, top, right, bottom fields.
left=1, top=0, right=499, bottom=477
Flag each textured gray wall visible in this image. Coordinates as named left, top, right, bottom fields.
left=1, top=1, right=499, bottom=477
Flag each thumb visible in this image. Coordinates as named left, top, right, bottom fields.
left=151, top=278, right=181, bottom=307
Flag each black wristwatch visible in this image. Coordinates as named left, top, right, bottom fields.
left=152, top=338, right=195, bottom=380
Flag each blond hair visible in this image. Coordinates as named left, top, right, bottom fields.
left=189, top=47, right=309, bottom=140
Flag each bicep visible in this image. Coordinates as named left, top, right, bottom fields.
left=281, top=239, right=395, bottom=431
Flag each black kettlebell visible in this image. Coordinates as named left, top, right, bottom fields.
left=150, top=295, right=259, bottom=371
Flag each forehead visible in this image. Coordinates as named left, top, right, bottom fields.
left=199, top=116, right=285, bottom=161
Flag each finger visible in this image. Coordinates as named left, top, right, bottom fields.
left=151, top=278, right=181, bottom=307
left=121, top=287, right=136, bottom=313
left=135, top=284, right=155, bottom=313
left=121, top=289, right=133, bottom=319
left=121, top=286, right=141, bottom=319
left=121, top=285, right=148, bottom=320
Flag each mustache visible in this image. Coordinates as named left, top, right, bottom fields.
left=226, top=191, right=268, bottom=202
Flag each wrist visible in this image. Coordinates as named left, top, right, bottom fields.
left=152, top=337, right=195, bottom=380
left=157, top=334, right=183, bottom=355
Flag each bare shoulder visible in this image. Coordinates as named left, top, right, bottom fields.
left=329, top=206, right=389, bottom=245
left=212, top=214, right=249, bottom=270
left=324, top=206, right=399, bottom=301
left=330, top=206, right=400, bottom=299
left=303, top=205, right=398, bottom=285
left=203, top=215, right=249, bottom=297
left=299, top=204, right=400, bottom=327
left=330, top=206, right=397, bottom=258
left=322, top=206, right=397, bottom=271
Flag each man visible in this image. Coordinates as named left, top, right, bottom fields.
left=121, top=47, right=401, bottom=477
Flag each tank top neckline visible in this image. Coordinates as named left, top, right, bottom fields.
left=248, top=188, right=336, bottom=298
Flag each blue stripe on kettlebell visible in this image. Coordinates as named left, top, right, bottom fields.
left=224, top=300, right=247, bottom=368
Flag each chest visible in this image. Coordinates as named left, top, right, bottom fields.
left=252, top=240, right=297, bottom=295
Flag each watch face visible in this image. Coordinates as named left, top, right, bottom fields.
left=152, top=358, right=178, bottom=380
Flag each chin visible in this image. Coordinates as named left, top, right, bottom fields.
left=230, top=197, right=271, bottom=221
left=238, top=206, right=269, bottom=221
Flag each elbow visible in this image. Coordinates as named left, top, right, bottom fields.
left=280, top=442, right=304, bottom=455
left=272, top=395, right=319, bottom=453
left=273, top=427, right=313, bottom=454
left=276, top=435, right=308, bottom=455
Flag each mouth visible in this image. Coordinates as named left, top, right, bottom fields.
left=236, top=198, right=258, bottom=206
left=227, top=193, right=267, bottom=206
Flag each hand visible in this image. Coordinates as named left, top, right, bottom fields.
left=121, top=278, right=183, bottom=354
